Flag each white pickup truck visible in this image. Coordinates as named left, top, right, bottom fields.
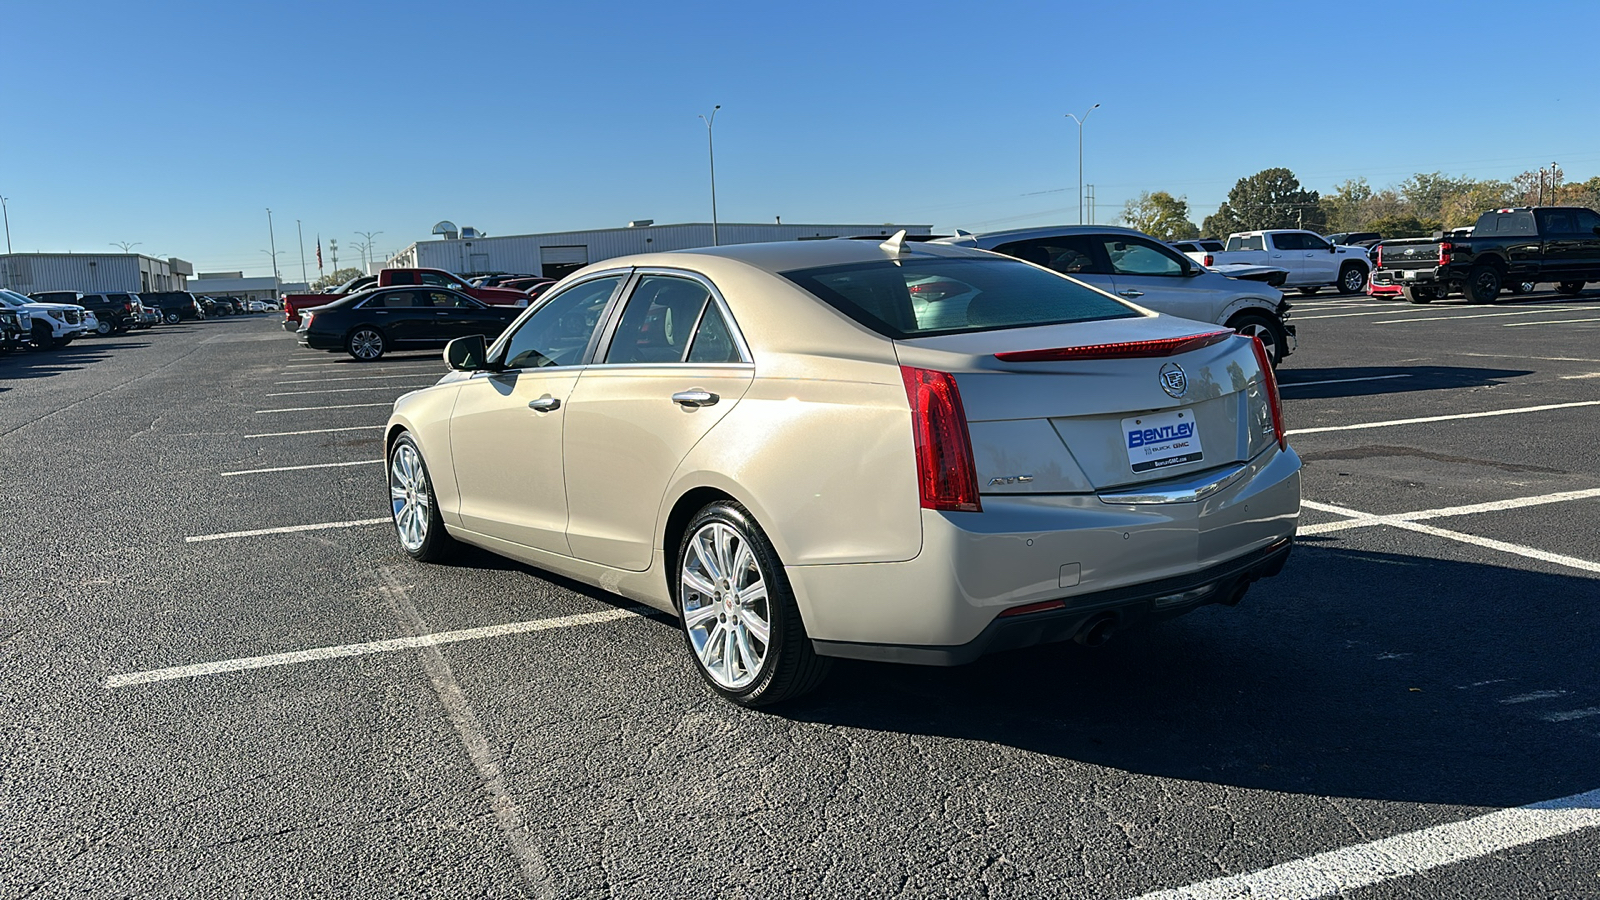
left=1208, top=229, right=1371, bottom=296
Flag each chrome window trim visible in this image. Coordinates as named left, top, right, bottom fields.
left=592, top=266, right=752, bottom=367
left=485, top=269, right=633, bottom=370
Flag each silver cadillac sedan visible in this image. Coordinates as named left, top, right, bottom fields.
left=385, top=236, right=1301, bottom=706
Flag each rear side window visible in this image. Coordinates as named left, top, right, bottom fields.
left=604, top=276, right=712, bottom=364
left=782, top=257, right=1138, bottom=339
left=686, top=303, right=744, bottom=364
left=1270, top=233, right=1304, bottom=250
left=1537, top=210, right=1576, bottom=234
left=992, top=236, right=1103, bottom=276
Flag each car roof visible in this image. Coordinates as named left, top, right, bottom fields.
left=591, top=236, right=992, bottom=276
left=930, top=224, right=1150, bottom=247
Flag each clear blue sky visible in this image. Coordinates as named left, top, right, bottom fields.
left=5, top=0, right=1597, bottom=278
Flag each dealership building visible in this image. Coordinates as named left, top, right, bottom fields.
left=0, top=253, right=194, bottom=295
left=386, top=221, right=934, bottom=280
left=186, top=273, right=309, bottom=303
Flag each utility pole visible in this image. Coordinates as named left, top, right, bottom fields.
left=1065, top=104, right=1100, bottom=225
left=329, top=238, right=339, bottom=273
left=1086, top=185, right=1096, bottom=225
left=698, top=106, right=721, bottom=246
left=0, top=196, right=11, bottom=254
left=266, top=208, right=281, bottom=295
left=297, top=219, right=309, bottom=286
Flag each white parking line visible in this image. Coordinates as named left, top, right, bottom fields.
left=185, top=517, right=391, bottom=543
left=1287, top=400, right=1600, bottom=436
left=243, top=425, right=386, bottom=438
left=104, top=606, right=657, bottom=688
left=264, top=385, right=419, bottom=397
left=1280, top=374, right=1411, bottom=388
left=1372, top=308, right=1597, bottom=325
left=1128, top=787, right=1600, bottom=900
left=1293, top=309, right=1445, bottom=321
left=274, top=373, right=442, bottom=385
left=220, top=459, right=383, bottom=476
left=1505, top=316, right=1600, bottom=328
left=256, top=402, right=393, bottom=414
left=1302, top=499, right=1600, bottom=574
left=1545, top=708, right=1600, bottom=722
left=1299, top=488, right=1600, bottom=536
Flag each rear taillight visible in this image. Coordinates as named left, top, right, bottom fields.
left=1247, top=335, right=1285, bottom=449
left=1203, top=254, right=1214, bottom=267
left=900, top=366, right=981, bottom=513
left=994, top=331, right=1232, bottom=363
left=1375, top=245, right=1383, bottom=267
left=1438, top=241, right=1452, bottom=267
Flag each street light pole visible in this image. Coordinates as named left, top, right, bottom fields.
left=297, top=219, right=309, bottom=286
left=355, top=231, right=384, bottom=272
left=266, top=208, right=280, bottom=295
left=698, top=105, right=721, bottom=246
left=1065, top=104, right=1100, bottom=225
left=0, top=196, right=11, bottom=254
left=110, top=241, right=142, bottom=253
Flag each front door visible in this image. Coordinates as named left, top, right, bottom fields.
left=448, top=274, right=626, bottom=554
left=1094, top=235, right=1219, bottom=319
left=1298, top=232, right=1339, bottom=285
left=562, top=273, right=755, bottom=571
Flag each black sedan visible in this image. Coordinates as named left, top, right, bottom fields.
left=297, top=287, right=522, bottom=361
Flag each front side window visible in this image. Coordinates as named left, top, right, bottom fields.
left=1101, top=238, right=1186, bottom=276
left=604, top=276, right=712, bottom=365
left=499, top=275, right=623, bottom=369
left=427, top=290, right=478, bottom=309
left=1301, top=233, right=1331, bottom=251
left=783, top=257, right=1137, bottom=339
left=1573, top=210, right=1600, bottom=234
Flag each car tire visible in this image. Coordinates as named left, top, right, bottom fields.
left=1466, top=266, right=1502, bottom=304
left=164, top=312, right=180, bottom=324
left=676, top=500, right=830, bottom=707
left=1337, top=264, right=1367, bottom=295
left=1227, top=312, right=1287, bottom=367
left=30, top=323, right=59, bottom=350
left=95, top=319, right=112, bottom=335
left=1404, top=286, right=1436, bottom=304
left=387, top=433, right=458, bottom=563
left=1557, top=281, right=1585, bottom=296
left=1296, top=286, right=1321, bottom=296
left=346, top=327, right=386, bottom=361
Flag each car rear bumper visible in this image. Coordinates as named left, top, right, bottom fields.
left=297, top=330, right=341, bottom=351
left=790, top=444, right=1301, bottom=661
left=1373, top=266, right=1445, bottom=287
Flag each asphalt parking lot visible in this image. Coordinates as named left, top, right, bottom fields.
left=3, top=291, right=1599, bottom=899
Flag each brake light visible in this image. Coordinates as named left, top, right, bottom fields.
left=1438, top=241, right=1453, bottom=267
left=1375, top=244, right=1383, bottom=267
left=302, top=311, right=314, bottom=328
left=994, top=331, right=1232, bottom=362
left=1203, top=254, right=1214, bottom=267
left=1247, top=335, right=1285, bottom=449
left=900, top=366, right=981, bottom=512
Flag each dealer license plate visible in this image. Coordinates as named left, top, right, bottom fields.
left=1122, top=410, right=1203, bottom=473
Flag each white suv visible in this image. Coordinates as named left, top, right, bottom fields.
left=934, top=226, right=1296, bottom=364
left=0, top=289, right=94, bottom=348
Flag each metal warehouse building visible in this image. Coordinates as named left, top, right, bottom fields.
left=187, top=273, right=309, bottom=303
left=0, top=253, right=193, bottom=295
left=386, top=222, right=933, bottom=280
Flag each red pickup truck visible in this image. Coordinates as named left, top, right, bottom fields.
left=281, top=268, right=532, bottom=329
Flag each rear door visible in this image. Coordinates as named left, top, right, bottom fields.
left=561, top=271, right=755, bottom=571
left=1535, top=210, right=1583, bottom=278
left=449, top=274, right=627, bottom=554
left=1570, top=209, right=1600, bottom=280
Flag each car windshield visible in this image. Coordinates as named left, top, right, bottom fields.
left=782, top=257, right=1138, bottom=339
left=0, top=290, right=30, bottom=307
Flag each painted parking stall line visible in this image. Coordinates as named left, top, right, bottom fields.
left=274, top=373, right=445, bottom=385
left=1302, top=499, right=1600, bottom=574
left=1506, top=316, right=1600, bottom=328
left=105, top=606, right=662, bottom=688
left=1299, top=488, right=1600, bottom=536
left=243, top=425, right=386, bottom=439
left=185, top=517, right=391, bottom=543
left=1280, top=374, right=1411, bottom=388
left=1286, top=400, right=1600, bottom=436
left=264, top=385, right=431, bottom=397
left=256, top=402, right=394, bottom=414
left=1128, top=787, right=1600, bottom=900
left=220, top=459, right=383, bottom=477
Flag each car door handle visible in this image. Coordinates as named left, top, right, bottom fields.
left=1117, top=289, right=1144, bottom=298
left=672, top=390, right=718, bottom=407
left=1270, top=254, right=1283, bottom=258
left=436, top=311, right=451, bottom=316
left=528, top=395, right=561, bottom=412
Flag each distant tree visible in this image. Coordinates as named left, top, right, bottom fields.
left=1441, top=180, right=1511, bottom=229
left=1202, top=167, right=1325, bottom=237
left=1120, top=191, right=1199, bottom=241
left=312, top=267, right=364, bottom=290
left=1323, top=177, right=1375, bottom=232
left=1567, top=175, right=1600, bottom=211
left=1398, top=171, right=1476, bottom=223
left=1507, top=165, right=1566, bottom=208
left=1366, top=214, right=1443, bottom=239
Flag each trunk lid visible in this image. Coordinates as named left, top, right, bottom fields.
left=1375, top=239, right=1442, bottom=271
left=895, top=317, right=1274, bottom=493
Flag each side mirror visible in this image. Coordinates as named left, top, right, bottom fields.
left=445, top=334, right=488, bottom=371
left=1182, top=262, right=1201, bottom=277
left=1329, top=245, right=1337, bottom=253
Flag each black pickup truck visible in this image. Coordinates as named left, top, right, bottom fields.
left=1371, top=206, right=1600, bottom=304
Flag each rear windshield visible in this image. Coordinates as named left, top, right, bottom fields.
left=782, top=257, right=1138, bottom=339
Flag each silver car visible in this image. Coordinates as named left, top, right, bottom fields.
left=936, top=226, right=1295, bottom=365
left=385, top=236, right=1301, bottom=706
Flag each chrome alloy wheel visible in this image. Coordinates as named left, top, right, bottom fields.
left=389, top=442, right=430, bottom=552
left=1341, top=267, right=1366, bottom=293
left=680, top=521, right=771, bottom=690
left=1234, top=319, right=1278, bottom=361
left=350, top=328, right=384, bottom=360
